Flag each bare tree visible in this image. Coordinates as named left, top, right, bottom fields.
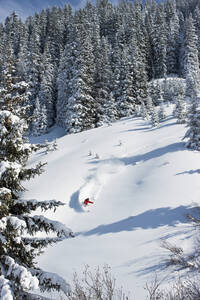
left=67, top=265, right=130, bottom=300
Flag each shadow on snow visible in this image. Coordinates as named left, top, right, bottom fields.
left=81, top=205, right=197, bottom=236
left=88, top=142, right=185, bottom=167
left=176, top=169, right=200, bottom=176
left=69, top=190, right=84, bottom=212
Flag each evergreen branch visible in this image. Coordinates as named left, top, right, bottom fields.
left=23, top=237, right=64, bottom=248
left=18, top=291, right=52, bottom=300
left=31, top=268, right=71, bottom=295
left=19, top=162, right=47, bottom=181
left=24, top=215, right=74, bottom=238
left=13, top=199, right=65, bottom=214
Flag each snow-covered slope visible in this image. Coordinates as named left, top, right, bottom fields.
left=24, top=106, right=199, bottom=299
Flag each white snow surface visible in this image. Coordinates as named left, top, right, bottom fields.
left=24, top=106, right=200, bottom=298
left=0, top=276, right=13, bottom=300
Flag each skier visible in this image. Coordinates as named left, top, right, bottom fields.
left=83, top=198, right=94, bottom=206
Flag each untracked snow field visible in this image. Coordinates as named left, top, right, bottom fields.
left=24, top=106, right=200, bottom=299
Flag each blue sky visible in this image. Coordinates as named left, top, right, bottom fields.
left=0, top=0, right=163, bottom=22
left=0, top=0, right=121, bottom=22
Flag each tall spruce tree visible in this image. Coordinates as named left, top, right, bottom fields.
left=116, top=46, right=136, bottom=118
left=184, top=80, right=200, bottom=150
left=152, top=3, right=167, bottom=78
left=57, top=21, right=96, bottom=133
left=165, top=0, right=180, bottom=75
left=37, top=43, right=55, bottom=130
left=31, top=97, right=48, bottom=136
left=0, top=49, right=73, bottom=299
left=146, top=96, right=159, bottom=127
left=173, top=84, right=187, bottom=123
left=184, top=14, right=200, bottom=97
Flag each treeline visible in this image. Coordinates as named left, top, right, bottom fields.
left=0, top=0, right=200, bottom=135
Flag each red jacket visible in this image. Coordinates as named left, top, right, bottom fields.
left=84, top=198, right=93, bottom=205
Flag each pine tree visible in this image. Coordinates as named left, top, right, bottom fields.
left=152, top=3, right=167, bottom=78
left=31, top=98, right=48, bottom=136
left=165, top=0, right=180, bottom=75
left=96, top=90, right=117, bottom=126
left=183, top=14, right=200, bottom=96
left=57, top=22, right=96, bottom=133
left=173, top=84, right=187, bottom=124
left=4, top=12, right=23, bottom=58
left=92, top=24, right=116, bottom=124
left=25, top=18, right=42, bottom=104
left=140, top=101, right=149, bottom=121
left=194, top=6, right=200, bottom=65
left=158, top=89, right=166, bottom=121
left=128, top=40, right=149, bottom=107
left=0, top=51, right=73, bottom=299
left=184, top=80, right=200, bottom=150
left=115, top=46, right=136, bottom=118
left=146, top=96, right=159, bottom=127
left=0, top=23, right=5, bottom=78
left=37, top=43, right=55, bottom=129
left=45, top=6, right=63, bottom=64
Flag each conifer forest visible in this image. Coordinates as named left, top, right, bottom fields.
left=0, top=0, right=199, bottom=135
left=1, top=0, right=200, bottom=299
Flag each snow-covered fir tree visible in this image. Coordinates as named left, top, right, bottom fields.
left=165, top=0, right=180, bottom=76
left=140, top=101, right=149, bottom=121
left=146, top=96, right=159, bottom=127
left=115, top=46, right=136, bottom=118
left=31, top=98, right=48, bottom=136
left=37, top=43, right=55, bottom=130
left=57, top=21, right=96, bottom=133
left=0, top=51, right=74, bottom=299
left=184, top=14, right=200, bottom=96
left=158, top=98, right=166, bottom=122
left=184, top=80, right=200, bottom=150
left=152, top=3, right=167, bottom=78
left=173, top=84, right=187, bottom=124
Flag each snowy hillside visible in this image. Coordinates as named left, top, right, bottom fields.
left=24, top=105, right=199, bottom=299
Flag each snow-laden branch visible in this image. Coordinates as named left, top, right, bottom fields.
left=14, top=198, right=65, bottom=213
left=32, top=269, right=71, bottom=295
left=19, top=162, right=47, bottom=181
left=0, top=187, right=11, bottom=197
left=0, top=216, right=26, bottom=233
left=24, top=215, right=74, bottom=238
left=4, top=256, right=39, bottom=291
left=0, top=188, right=11, bottom=207
left=0, top=275, right=13, bottom=300
left=0, top=161, right=21, bottom=180
left=19, top=291, right=52, bottom=300
left=23, top=237, right=64, bottom=248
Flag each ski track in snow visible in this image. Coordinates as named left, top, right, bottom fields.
left=70, top=160, right=125, bottom=212
left=70, top=130, right=182, bottom=213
